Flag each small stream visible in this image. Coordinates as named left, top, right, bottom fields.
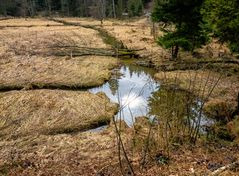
left=90, top=59, right=214, bottom=128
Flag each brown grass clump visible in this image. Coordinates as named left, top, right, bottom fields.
left=154, top=70, right=239, bottom=119
left=0, top=89, right=118, bottom=139
left=227, top=116, right=239, bottom=141
left=0, top=56, right=118, bottom=90
left=0, top=126, right=126, bottom=175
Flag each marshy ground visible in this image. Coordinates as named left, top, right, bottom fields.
left=0, top=18, right=238, bottom=175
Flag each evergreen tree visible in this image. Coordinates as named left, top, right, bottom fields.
left=203, top=0, right=239, bottom=53
left=116, top=0, right=123, bottom=17
left=152, top=0, right=209, bottom=59
left=127, top=0, right=143, bottom=17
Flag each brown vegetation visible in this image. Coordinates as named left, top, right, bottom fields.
left=154, top=70, right=239, bottom=121
left=0, top=125, right=128, bottom=175
left=130, top=117, right=239, bottom=175
left=0, top=56, right=118, bottom=90
left=0, top=89, right=118, bottom=139
left=0, top=18, right=63, bottom=27
left=0, top=25, right=110, bottom=57
left=0, top=17, right=238, bottom=175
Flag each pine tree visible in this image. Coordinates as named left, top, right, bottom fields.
left=127, top=0, right=143, bottom=17
left=203, top=0, right=239, bottom=53
left=152, top=0, right=209, bottom=59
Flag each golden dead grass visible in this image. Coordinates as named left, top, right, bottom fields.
left=0, top=19, right=116, bottom=89
left=0, top=121, right=132, bottom=175
left=54, top=17, right=166, bottom=64
left=0, top=18, right=63, bottom=27
left=55, top=17, right=117, bottom=26
left=0, top=126, right=124, bottom=175
left=0, top=25, right=110, bottom=57
left=0, top=56, right=118, bottom=89
left=0, top=89, right=118, bottom=139
left=102, top=21, right=166, bottom=65
left=56, top=17, right=152, bottom=27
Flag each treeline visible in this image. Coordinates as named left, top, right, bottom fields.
left=0, top=0, right=152, bottom=17
left=152, top=0, right=239, bottom=58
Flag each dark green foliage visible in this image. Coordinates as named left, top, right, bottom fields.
left=127, top=0, right=144, bottom=17
left=152, top=0, right=209, bottom=59
left=203, top=0, right=239, bottom=53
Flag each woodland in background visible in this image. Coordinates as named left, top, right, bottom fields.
left=0, top=0, right=152, bottom=17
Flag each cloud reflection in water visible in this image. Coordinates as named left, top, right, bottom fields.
left=90, top=65, right=159, bottom=125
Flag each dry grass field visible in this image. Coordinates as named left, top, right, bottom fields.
left=0, top=18, right=117, bottom=89
left=0, top=18, right=238, bottom=175
left=0, top=25, right=110, bottom=57
left=0, top=90, right=118, bottom=138
left=0, top=124, right=128, bottom=175
left=0, top=18, right=63, bottom=27
left=54, top=17, right=169, bottom=67
left=102, top=18, right=167, bottom=64
left=0, top=56, right=118, bottom=90
left=0, top=18, right=121, bottom=175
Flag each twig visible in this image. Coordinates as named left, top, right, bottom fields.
left=209, top=161, right=239, bottom=176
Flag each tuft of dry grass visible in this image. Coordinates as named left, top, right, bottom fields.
left=0, top=89, right=118, bottom=139
left=0, top=56, right=118, bottom=90
left=0, top=126, right=126, bottom=175
left=154, top=70, right=239, bottom=120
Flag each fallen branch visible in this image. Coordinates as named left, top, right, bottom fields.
left=50, top=46, right=142, bottom=58
left=209, top=161, right=239, bottom=176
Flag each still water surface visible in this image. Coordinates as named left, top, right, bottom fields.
left=90, top=60, right=213, bottom=127
left=90, top=60, right=159, bottom=125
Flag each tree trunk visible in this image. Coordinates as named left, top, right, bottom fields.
left=112, top=0, right=116, bottom=18
left=172, top=45, right=179, bottom=59
left=61, top=0, right=64, bottom=15
left=237, top=92, right=239, bottom=113
left=45, top=0, right=51, bottom=16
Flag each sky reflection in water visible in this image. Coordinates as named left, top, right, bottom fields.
left=90, top=63, right=213, bottom=128
left=90, top=64, right=159, bottom=125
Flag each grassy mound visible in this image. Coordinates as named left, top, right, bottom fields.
left=0, top=123, right=131, bottom=176
left=155, top=70, right=239, bottom=120
left=0, top=89, right=118, bottom=139
left=0, top=56, right=118, bottom=90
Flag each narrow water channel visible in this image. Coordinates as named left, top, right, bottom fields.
left=90, top=59, right=214, bottom=128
